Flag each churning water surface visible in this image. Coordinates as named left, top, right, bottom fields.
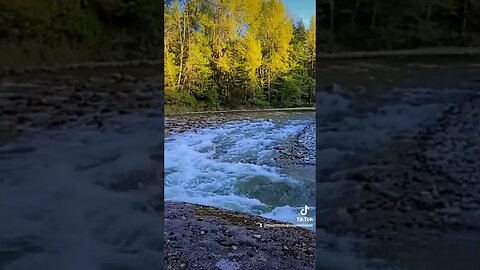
left=164, top=113, right=316, bottom=226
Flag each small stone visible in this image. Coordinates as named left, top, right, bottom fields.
left=180, top=263, right=186, bottom=268
left=123, top=74, right=136, bottom=82
left=441, top=207, right=461, bottom=216
left=420, top=191, right=432, bottom=197
left=282, top=245, right=289, bottom=250
left=253, top=234, right=261, bottom=239
left=231, top=245, right=238, bottom=250
left=200, top=230, right=205, bottom=235
left=111, top=73, right=122, bottom=81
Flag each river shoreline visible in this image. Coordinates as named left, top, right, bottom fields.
left=316, top=60, right=480, bottom=269
left=3, top=57, right=480, bottom=269
left=318, top=47, right=480, bottom=59
left=165, top=201, right=315, bottom=270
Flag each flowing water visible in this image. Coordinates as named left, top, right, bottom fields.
left=0, top=112, right=165, bottom=270
left=2, top=58, right=479, bottom=269
left=315, top=85, right=480, bottom=269
left=0, top=110, right=316, bottom=269
left=164, top=112, right=316, bottom=226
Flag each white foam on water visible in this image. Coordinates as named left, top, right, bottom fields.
left=261, top=205, right=316, bottom=226
left=316, top=90, right=458, bottom=174
left=316, top=88, right=479, bottom=269
left=0, top=113, right=164, bottom=270
left=165, top=118, right=315, bottom=223
left=317, top=92, right=351, bottom=115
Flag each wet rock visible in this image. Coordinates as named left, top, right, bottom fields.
left=47, top=118, right=67, bottom=128
left=122, top=74, right=136, bottom=82
left=440, top=207, right=461, bottom=216
left=111, top=73, right=123, bottom=81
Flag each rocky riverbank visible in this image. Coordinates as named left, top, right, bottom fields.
left=274, top=123, right=316, bottom=166
left=319, top=90, right=480, bottom=269
left=323, top=94, right=480, bottom=233
left=164, top=201, right=315, bottom=270
left=0, top=65, right=163, bottom=145
left=164, top=114, right=253, bottom=136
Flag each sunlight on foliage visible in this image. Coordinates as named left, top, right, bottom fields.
left=164, top=0, right=315, bottom=110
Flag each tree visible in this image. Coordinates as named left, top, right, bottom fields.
left=163, top=0, right=315, bottom=110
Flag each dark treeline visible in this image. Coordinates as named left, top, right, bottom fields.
left=164, top=0, right=315, bottom=111
left=318, top=0, right=480, bottom=51
left=0, top=0, right=162, bottom=69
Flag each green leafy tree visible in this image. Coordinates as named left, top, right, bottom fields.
left=164, top=0, right=315, bottom=110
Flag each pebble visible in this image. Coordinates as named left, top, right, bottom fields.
left=441, top=207, right=461, bottom=216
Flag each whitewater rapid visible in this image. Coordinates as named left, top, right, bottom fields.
left=0, top=112, right=164, bottom=270
left=315, top=87, right=479, bottom=270
left=2, top=86, right=477, bottom=269
left=164, top=115, right=316, bottom=226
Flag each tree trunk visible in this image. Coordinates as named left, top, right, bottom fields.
left=351, top=0, right=360, bottom=27
left=177, top=11, right=187, bottom=90
left=371, top=3, right=377, bottom=30
left=426, top=0, right=432, bottom=25
left=330, top=0, right=335, bottom=32
left=461, top=0, right=469, bottom=38
left=267, top=76, right=271, bottom=103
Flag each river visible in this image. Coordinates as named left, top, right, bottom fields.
left=0, top=108, right=317, bottom=269
left=315, top=56, right=480, bottom=270
left=0, top=111, right=165, bottom=270
left=165, top=111, right=316, bottom=227
left=1, top=56, right=479, bottom=269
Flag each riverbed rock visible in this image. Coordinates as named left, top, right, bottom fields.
left=0, top=64, right=163, bottom=143
left=274, top=123, right=316, bottom=166
left=164, top=201, right=315, bottom=270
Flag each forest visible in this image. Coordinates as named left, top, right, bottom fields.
left=318, top=0, right=480, bottom=51
left=0, top=0, right=162, bottom=69
left=3, top=0, right=480, bottom=110
left=164, top=0, right=316, bottom=111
